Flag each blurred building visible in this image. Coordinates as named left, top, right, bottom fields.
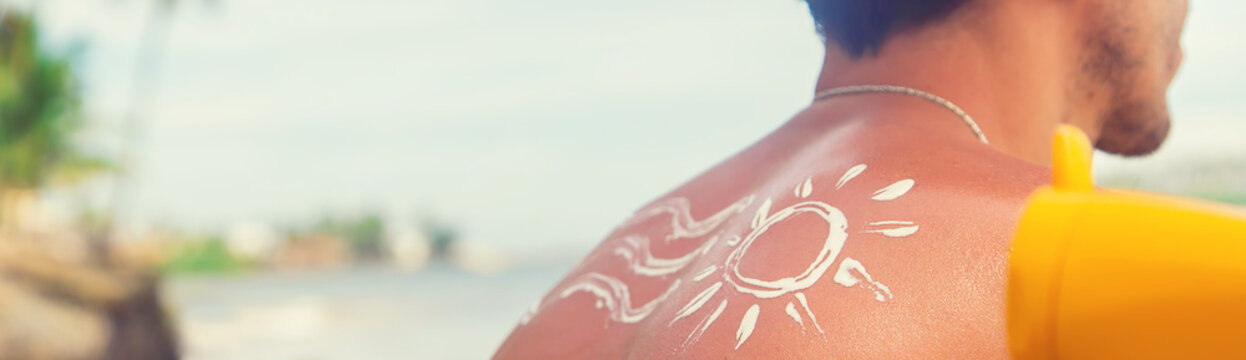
left=225, top=222, right=280, bottom=260
left=383, top=216, right=431, bottom=270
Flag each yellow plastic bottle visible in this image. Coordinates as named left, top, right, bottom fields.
left=1008, top=125, right=1246, bottom=359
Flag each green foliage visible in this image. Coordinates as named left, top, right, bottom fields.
left=161, top=236, right=248, bottom=274
left=424, top=218, right=458, bottom=259
left=1197, top=192, right=1246, bottom=206
left=0, top=11, right=110, bottom=190
left=1098, top=159, right=1246, bottom=208
left=310, top=212, right=385, bottom=260
left=342, top=214, right=384, bottom=260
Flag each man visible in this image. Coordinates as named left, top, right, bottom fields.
left=494, top=0, right=1187, bottom=358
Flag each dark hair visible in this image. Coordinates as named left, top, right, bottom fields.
left=806, top=0, right=972, bottom=57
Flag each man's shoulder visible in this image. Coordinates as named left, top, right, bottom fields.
left=783, top=121, right=1048, bottom=215
left=494, top=121, right=1051, bottom=359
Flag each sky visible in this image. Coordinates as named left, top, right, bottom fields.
left=9, top=0, right=1246, bottom=254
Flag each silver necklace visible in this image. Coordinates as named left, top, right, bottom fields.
left=812, top=84, right=989, bottom=144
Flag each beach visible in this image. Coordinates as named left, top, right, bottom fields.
left=166, top=264, right=566, bottom=360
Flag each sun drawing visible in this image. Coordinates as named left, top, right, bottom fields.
left=518, top=163, right=921, bottom=352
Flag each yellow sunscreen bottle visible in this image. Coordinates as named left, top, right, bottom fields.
left=1008, top=125, right=1246, bottom=359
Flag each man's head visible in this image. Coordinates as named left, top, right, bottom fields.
left=805, top=0, right=973, bottom=58
left=806, top=0, right=1189, bottom=157
left=1075, top=0, right=1187, bottom=156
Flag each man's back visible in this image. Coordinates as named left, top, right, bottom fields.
left=493, top=102, right=1047, bottom=359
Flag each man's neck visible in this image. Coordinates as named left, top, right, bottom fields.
left=811, top=2, right=1098, bottom=166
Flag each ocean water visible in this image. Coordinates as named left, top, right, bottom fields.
left=165, top=264, right=568, bottom=360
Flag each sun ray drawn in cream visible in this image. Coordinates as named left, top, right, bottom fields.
left=794, top=292, right=824, bottom=334
left=871, top=179, right=914, bottom=201
left=681, top=299, right=728, bottom=350
left=735, top=304, right=760, bottom=350
left=864, top=220, right=920, bottom=237
left=693, top=265, right=719, bottom=282
left=837, top=164, right=867, bottom=189
left=784, top=302, right=805, bottom=331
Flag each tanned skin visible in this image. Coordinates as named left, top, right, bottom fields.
left=494, top=0, right=1187, bottom=358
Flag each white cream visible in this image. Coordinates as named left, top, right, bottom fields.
left=871, top=179, right=915, bottom=201
left=681, top=299, right=728, bottom=350
left=622, top=196, right=753, bottom=242
left=692, top=265, right=718, bottom=282
left=518, top=300, right=540, bottom=325
left=784, top=302, right=804, bottom=330
left=724, top=201, right=849, bottom=299
left=614, top=235, right=715, bottom=277
left=557, top=273, right=682, bottom=323
left=865, top=226, right=919, bottom=237
left=837, top=164, right=867, bottom=189
left=735, top=304, right=761, bottom=350
left=540, top=163, right=918, bottom=353
left=864, top=221, right=920, bottom=238
left=751, top=198, right=772, bottom=230
left=795, top=292, right=824, bottom=334
left=832, top=258, right=893, bottom=302
left=670, top=281, right=722, bottom=325
left=700, top=236, right=719, bottom=255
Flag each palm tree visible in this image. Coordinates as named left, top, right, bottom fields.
left=0, top=11, right=110, bottom=236
left=0, top=11, right=181, bottom=360
left=106, top=0, right=217, bottom=247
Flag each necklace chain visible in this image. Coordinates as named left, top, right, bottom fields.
left=812, top=85, right=989, bottom=144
